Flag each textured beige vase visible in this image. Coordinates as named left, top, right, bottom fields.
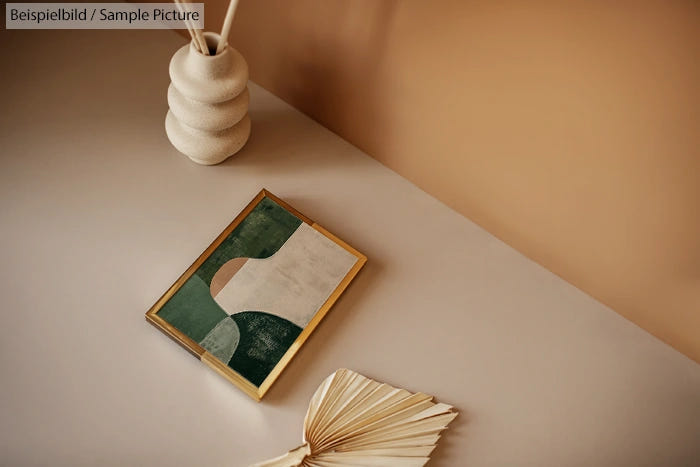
left=165, top=32, right=251, bottom=165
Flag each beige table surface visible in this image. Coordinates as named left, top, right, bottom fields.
left=1, top=29, right=699, bottom=467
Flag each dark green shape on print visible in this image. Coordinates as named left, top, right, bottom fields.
left=229, top=311, right=303, bottom=387
left=157, top=274, right=227, bottom=343
left=195, top=197, right=302, bottom=287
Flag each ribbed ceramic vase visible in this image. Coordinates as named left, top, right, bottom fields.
left=165, top=32, right=251, bottom=165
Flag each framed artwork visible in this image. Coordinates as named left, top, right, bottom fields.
left=146, top=189, right=366, bottom=401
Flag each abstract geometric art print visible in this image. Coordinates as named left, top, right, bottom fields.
left=146, top=190, right=366, bottom=400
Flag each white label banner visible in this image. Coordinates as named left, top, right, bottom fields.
left=6, top=3, right=205, bottom=29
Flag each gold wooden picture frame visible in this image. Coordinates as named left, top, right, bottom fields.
left=146, top=189, right=366, bottom=401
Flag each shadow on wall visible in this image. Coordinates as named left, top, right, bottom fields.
left=231, top=0, right=399, bottom=153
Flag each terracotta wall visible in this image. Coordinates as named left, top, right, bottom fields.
left=205, top=0, right=700, bottom=362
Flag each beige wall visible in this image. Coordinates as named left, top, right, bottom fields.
left=206, top=0, right=700, bottom=362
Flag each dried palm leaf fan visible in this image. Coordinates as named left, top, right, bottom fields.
left=251, top=369, right=458, bottom=467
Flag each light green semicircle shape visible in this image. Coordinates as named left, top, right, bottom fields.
left=199, top=316, right=240, bottom=364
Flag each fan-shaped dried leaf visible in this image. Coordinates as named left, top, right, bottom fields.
left=251, top=369, right=457, bottom=467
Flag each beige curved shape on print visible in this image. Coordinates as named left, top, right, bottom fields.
left=211, top=223, right=358, bottom=328
left=210, top=257, right=249, bottom=297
